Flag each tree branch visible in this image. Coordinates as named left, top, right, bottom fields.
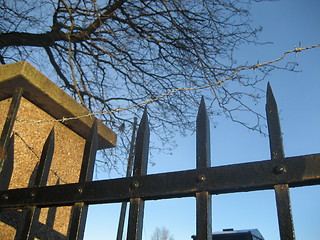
left=73, top=0, right=128, bottom=41
left=0, top=0, right=127, bottom=48
left=0, top=31, right=68, bottom=48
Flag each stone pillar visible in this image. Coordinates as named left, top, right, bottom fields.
left=0, top=61, right=117, bottom=239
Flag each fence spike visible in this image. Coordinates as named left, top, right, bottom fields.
left=266, top=82, right=295, bottom=240
left=196, top=96, right=211, bottom=168
left=34, top=128, right=55, bottom=187
left=20, top=128, right=55, bottom=240
left=196, top=97, right=212, bottom=240
left=78, top=120, right=98, bottom=182
left=69, top=120, right=98, bottom=240
left=127, top=108, right=150, bottom=240
left=133, top=107, right=149, bottom=177
left=0, top=135, right=14, bottom=190
left=266, top=83, right=284, bottom=159
left=0, top=88, right=23, bottom=174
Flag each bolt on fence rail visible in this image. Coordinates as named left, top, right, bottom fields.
left=1, top=83, right=320, bottom=240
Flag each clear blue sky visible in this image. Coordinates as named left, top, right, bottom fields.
left=84, top=1, right=320, bottom=239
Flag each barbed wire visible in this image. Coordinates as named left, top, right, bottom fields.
left=16, top=43, right=320, bottom=124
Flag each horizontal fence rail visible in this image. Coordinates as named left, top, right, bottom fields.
left=0, top=83, right=319, bottom=240
left=1, top=154, right=320, bottom=209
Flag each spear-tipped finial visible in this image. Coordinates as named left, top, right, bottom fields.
left=196, top=96, right=211, bottom=169
left=197, top=96, right=208, bottom=121
left=266, top=82, right=277, bottom=111
left=133, top=107, right=150, bottom=176
left=266, top=82, right=284, bottom=159
left=140, top=107, right=148, bottom=125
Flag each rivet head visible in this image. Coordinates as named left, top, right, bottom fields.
left=197, top=174, right=206, bottom=183
left=30, top=192, right=36, bottom=198
left=273, top=165, right=286, bottom=174
left=130, top=180, right=139, bottom=189
left=1, top=194, right=8, bottom=200
left=78, top=187, right=83, bottom=194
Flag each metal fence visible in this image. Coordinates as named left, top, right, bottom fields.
left=0, top=83, right=320, bottom=240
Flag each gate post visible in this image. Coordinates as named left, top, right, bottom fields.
left=0, top=61, right=117, bottom=239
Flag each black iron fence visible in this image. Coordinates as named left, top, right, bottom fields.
left=1, top=83, right=320, bottom=240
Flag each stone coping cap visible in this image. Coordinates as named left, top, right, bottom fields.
left=0, top=61, right=117, bottom=149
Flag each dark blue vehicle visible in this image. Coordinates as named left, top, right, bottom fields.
left=191, top=229, right=265, bottom=240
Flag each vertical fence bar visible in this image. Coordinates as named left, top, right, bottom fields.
left=196, top=97, right=212, bottom=240
left=127, top=109, right=149, bottom=240
left=68, top=120, right=98, bottom=240
left=20, top=128, right=55, bottom=239
left=117, top=117, right=138, bottom=240
left=266, top=83, right=295, bottom=240
left=0, top=88, right=23, bottom=175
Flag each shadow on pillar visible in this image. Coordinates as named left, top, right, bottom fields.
left=0, top=164, right=66, bottom=239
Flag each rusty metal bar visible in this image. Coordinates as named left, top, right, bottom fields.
left=196, top=192, right=212, bottom=240
left=127, top=198, right=145, bottom=240
left=68, top=120, right=98, bottom=240
left=196, top=97, right=212, bottom=240
left=127, top=109, right=149, bottom=240
left=0, top=153, right=319, bottom=209
left=0, top=135, right=14, bottom=190
left=0, top=88, right=23, bottom=174
left=266, top=83, right=295, bottom=240
left=69, top=202, right=89, bottom=240
left=117, top=117, right=137, bottom=240
left=20, top=128, right=55, bottom=239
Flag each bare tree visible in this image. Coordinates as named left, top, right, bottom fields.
left=151, top=227, right=174, bottom=240
left=0, top=0, right=290, bottom=171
